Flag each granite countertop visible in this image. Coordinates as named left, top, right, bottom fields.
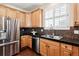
left=40, top=35, right=79, bottom=46
left=21, top=34, right=79, bottom=46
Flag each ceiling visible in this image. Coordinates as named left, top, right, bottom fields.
left=5, top=3, right=50, bottom=11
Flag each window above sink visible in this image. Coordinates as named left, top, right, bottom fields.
left=43, top=3, right=71, bottom=30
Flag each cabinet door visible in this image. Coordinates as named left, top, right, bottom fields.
left=48, top=45, right=60, bottom=56
left=16, top=11, right=26, bottom=27
left=35, top=10, right=42, bottom=27
left=27, top=36, right=32, bottom=48
left=76, top=4, right=79, bottom=26
left=21, top=13, right=26, bottom=27
left=40, top=40, right=47, bottom=56
left=6, top=8, right=16, bottom=19
left=21, top=36, right=27, bottom=48
left=72, top=46, right=79, bottom=56
left=47, top=41, right=60, bottom=56
left=26, top=13, right=31, bottom=27
left=31, top=11, right=36, bottom=27
left=31, top=9, right=43, bottom=27
left=0, top=5, right=6, bottom=17
left=48, top=45, right=55, bottom=56
left=61, top=43, right=72, bottom=56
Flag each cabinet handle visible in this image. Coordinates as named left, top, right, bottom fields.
left=65, top=46, right=67, bottom=48
left=48, top=46, right=50, bottom=48
left=68, top=51, right=72, bottom=56
left=69, top=53, right=72, bottom=56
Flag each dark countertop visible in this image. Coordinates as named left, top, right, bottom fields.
left=21, top=34, right=79, bottom=46
left=40, top=36, right=79, bottom=46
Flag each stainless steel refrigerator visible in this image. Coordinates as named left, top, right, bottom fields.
left=0, top=17, right=20, bottom=56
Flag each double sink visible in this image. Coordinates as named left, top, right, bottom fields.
left=41, top=34, right=63, bottom=40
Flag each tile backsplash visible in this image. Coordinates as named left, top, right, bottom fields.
left=42, top=27, right=79, bottom=40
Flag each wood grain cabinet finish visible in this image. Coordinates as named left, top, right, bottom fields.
left=25, top=13, right=32, bottom=27
left=16, top=11, right=26, bottom=27
left=47, top=40, right=60, bottom=56
left=21, top=36, right=28, bottom=48
left=6, top=8, right=16, bottom=19
left=0, top=5, right=6, bottom=17
left=40, top=38, right=60, bottom=56
left=27, top=35, right=32, bottom=48
left=60, top=43, right=72, bottom=56
left=21, top=35, right=32, bottom=49
left=75, top=4, right=79, bottom=26
left=72, top=3, right=79, bottom=26
left=31, top=9, right=43, bottom=27
left=40, top=38, right=79, bottom=56
left=40, top=39, right=47, bottom=56
left=72, top=46, right=79, bottom=56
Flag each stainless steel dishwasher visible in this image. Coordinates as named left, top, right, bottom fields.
left=32, top=36, right=40, bottom=53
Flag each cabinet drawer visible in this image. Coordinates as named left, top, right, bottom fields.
left=47, top=40, right=60, bottom=47
left=21, top=36, right=26, bottom=39
left=40, top=38, right=60, bottom=46
left=61, top=43, right=72, bottom=50
left=40, top=38, right=48, bottom=43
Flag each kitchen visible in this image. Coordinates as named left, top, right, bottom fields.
left=0, top=3, right=79, bottom=56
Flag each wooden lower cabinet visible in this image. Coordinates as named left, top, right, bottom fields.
left=21, top=35, right=32, bottom=49
left=48, top=44, right=60, bottom=56
left=21, top=36, right=27, bottom=48
left=27, top=36, right=32, bottom=48
left=60, top=43, right=72, bottom=56
left=40, top=38, right=60, bottom=56
left=72, top=46, right=79, bottom=56
left=40, top=39, right=47, bottom=56
left=47, top=40, right=60, bottom=56
left=40, top=38, right=79, bottom=56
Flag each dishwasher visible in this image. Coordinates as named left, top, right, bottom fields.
left=32, top=36, right=40, bottom=53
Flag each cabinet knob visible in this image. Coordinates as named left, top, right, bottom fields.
left=48, top=46, right=50, bottom=48
left=65, top=46, right=67, bottom=48
left=69, top=52, right=72, bottom=56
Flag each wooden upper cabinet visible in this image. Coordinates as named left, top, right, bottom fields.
left=16, top=11, right=26, bottom=27
left=26, top=13, right=31, bottom=27
left=75, top=4, right=79, bottom=26
left=6, top=8, right=16, bottom=19
left=0, top=5, right=6, bottom=17
left=72, top=3, right=79, bottom=26
left=31, top=9, right=43, bottom=27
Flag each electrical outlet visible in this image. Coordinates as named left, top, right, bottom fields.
left=74, top=30, right=79, bottom=34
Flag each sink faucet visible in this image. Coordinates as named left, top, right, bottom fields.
left=52, top=33, right=54, bottom=36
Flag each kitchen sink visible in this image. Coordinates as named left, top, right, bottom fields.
left=41, top=35, right=63, bottom=40
left=53, top=36, right=63, bottom=40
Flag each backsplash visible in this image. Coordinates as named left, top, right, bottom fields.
left=42, top=27, right=79, bottom=40
left=20, top=27, right=43, bottom=36
left=20, top=27, right=79, bottom=40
